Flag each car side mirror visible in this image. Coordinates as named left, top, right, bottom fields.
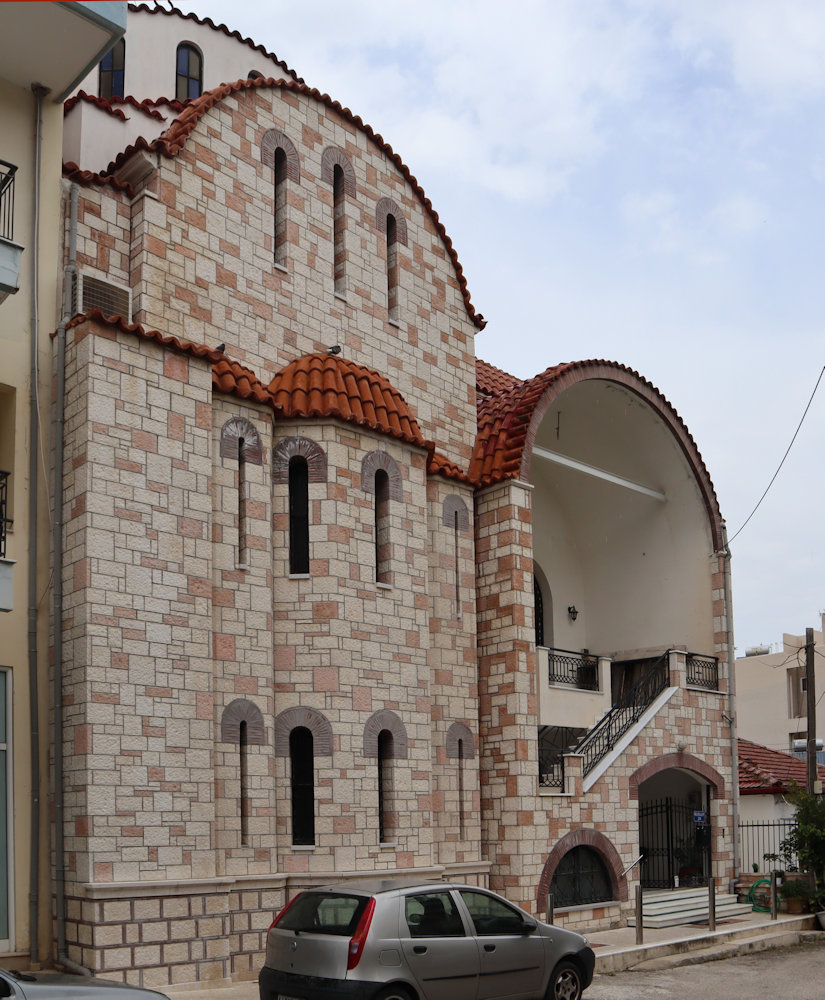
left=521, top=919, right=537, bottom=934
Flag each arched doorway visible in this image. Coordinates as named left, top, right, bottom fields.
left=637, top=768, right=713, bottom=889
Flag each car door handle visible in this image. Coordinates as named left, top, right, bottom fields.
left=483, top=944, right=496, bottom=952
left=413, top=946, right=427, bottom=954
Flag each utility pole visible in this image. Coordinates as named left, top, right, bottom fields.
left=806, top=627, right=818, bottom=794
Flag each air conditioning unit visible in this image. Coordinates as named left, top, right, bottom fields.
left=73, top=272, right=132, bottom=323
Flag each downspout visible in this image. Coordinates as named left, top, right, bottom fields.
left=53, top=183, right=89, bottom=976
left=721, top=525, right=740, bottom=880
left=27, top=82, right=48, bottom=970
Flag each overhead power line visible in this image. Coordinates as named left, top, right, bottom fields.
left=728, top=365, right=825, bottom=544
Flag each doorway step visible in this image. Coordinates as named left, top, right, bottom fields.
left=627, top=886, right=753, bottom=928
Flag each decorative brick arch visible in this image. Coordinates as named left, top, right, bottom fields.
left=375, top=197, right=408, bottom=246
left=363, top=710, right=408, bottom=759
left=260, top=129, right=300, bottom=182
left=219, top=416, right=263, bottom=464
left=361, top=451, right=402, bottom=501
left=446, top=722, right=475, bottom=759
left=321, top=147, right=356, bottom=197
left=442, top=494, right=469, bottom=531
left=629, top=751, right=726, bottom=799
left=273, top=706, right=333, bottom=756
left=537, top=829, right=628, bottom=912
left=220, top=699, right=266, bottom=745
left=272, top=437, right=327, bottom=484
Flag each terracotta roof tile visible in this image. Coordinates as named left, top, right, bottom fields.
left=427, top=450, right=472, bottom=484
left=476, top=358, right=522, bottom=397
left=129, top=3, right=302, bottom=84
left=63, top=76, right=485, bottom=331
left=64, top=91, right=176, bottom=122
left=738, top=738, right=825, bottom=794
left=212, top=357, right=270, bottom=406
left=65, top=309, right=224, bottom=363
left=63, top=161, right=134, bottom=197
left=268, top=353, right=427, bottom=449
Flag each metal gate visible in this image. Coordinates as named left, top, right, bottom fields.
left=639, top=796, right=711, bottom=889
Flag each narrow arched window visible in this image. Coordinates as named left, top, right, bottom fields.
left=288, top=456, right=309, bottom=574
left=377, top=729, right=394, bottom=842
left=333, top=164, right=346, bottom=295
left=248, top=70, right=263, bottom=80
left=273, top=147, right=287, bottom=266
left=99, top=38, right=125, bottom=99
left=237, top=436, right=247, bottom=568
left=386, top=214, right=398, bottom=322
left=374, top=468, right=390, bottom=583
left=290, top=726, right=314, bottom=846
left=239, top=720, right=249, bottom=845
left=176, top=43, right=202, bottom=102
left=457, top=737, right=465, bottom=839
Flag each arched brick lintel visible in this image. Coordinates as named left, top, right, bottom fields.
left=442, top=494, right=469, bottom=531
left=446, top=721, right=475, bottom=759
left=321, top=146, right=356, bottom=197
left=219, top=416, right=263, bottom=464
left=375, top=197, right=408, bottom=246
left=361, top=451, right=402, bottom=501
left=363, top=710, right=408, bottom=759
left=537, top=829, right=628, bottom=913
left=273, top=706, right=333, bottom=756
left=260, top=128, right=300, bottom=182
left=220, top=698, right=265, bottom=745
left=521, top=365, right=724, bottom=552
left=272, top=436, right=328, bottom=484
left=629, top=751, right=726, bottom=800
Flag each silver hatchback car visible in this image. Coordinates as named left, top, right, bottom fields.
left=259, top=880, right=595, bottom=1000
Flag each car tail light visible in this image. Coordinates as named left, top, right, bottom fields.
left=347, top=897, right=376, bottom=971
left=268, top=893, right=300, bottom=931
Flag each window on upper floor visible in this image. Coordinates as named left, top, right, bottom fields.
left=176, top=43, right=203, bottom=102
left=99, top=38, right=125, bottom=100
left=374, top=468, right=390, bottom=584
left=288, top=456, right=309, bottom=574
left=377, top=728, right=394, bottom=843
left=333, top=164, right=346, bottom=294
left=385, top=213, right=399, bottom=322
left=248, top=70, right=264, bottom=80
left=290, top=726, right=315, bottom=846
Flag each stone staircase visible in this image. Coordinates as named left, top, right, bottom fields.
left=627, top=886, right=754, bottom=928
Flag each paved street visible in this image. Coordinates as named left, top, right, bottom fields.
left=587, top=941, right=824, bottom=999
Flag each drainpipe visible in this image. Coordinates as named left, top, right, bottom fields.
left=721, top=525, right=740, bottom=879
left=53, top=183, right=89, bottom=977
left=28, top=82, right=48, bottom=970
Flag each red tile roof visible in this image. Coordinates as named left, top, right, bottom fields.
left=64, top=91, right=177, bottom=122
left=268, top=353, right=428, bottom=450
left=212, top=357, right=271, bottom=406
left=739, top=738, right=825, bottom=794
left=65, top=308, right=223, bottom=363
left=129, top=3, right=302, bottom=84
left=476, top=358, right=521, bottom=397
left=63, top=76, right=485, bottom=331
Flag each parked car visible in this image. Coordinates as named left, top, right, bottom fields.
left=259, top=879, right=595, bottom=1000
left=0, top=968, right=170, bottom=999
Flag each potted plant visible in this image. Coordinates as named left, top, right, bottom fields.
left=779, top=877, right=811, bottom=914
left=774, top=784, right=825, bottom=927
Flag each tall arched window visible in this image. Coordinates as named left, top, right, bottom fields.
left=333, top=164, right=346, bottom=295
left=273, top=147, right=287, bottom=266
left=385, top=214, right=398, bottom=322
left=239, top=720, right=249, bottom=845
left=99, top=38, right=125, bottom=99
left=290, top=727, right=315, bottom=846
left=374, top=469, right=390, bottom=583
left=288, top=455, right=309, bottom=574
left=377, top=729, right=394, bottom=842
left=176, top=43, right=203, bottom=102
left=457, top=738, right=465, bottom=839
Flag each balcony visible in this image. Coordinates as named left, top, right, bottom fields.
left=0, top=161, right=22, bottom=305
left=537, top=645, right=612, bottom=732
left=0, top=470, right=12, bottom=612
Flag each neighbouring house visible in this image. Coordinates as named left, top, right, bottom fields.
left=736, top=618, right=825, bottom=761
left=0, top=0, right=127, bottom=965
left=7, top=2, right=738, bottom=988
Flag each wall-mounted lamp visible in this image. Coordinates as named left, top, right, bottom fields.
left=567, top=605, right=579, bottom=622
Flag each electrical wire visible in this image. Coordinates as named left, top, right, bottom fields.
left=728, top=364, right=825, bottom=544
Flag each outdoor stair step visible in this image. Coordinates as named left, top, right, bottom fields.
left=639, top=892, right=742, bottom=913
left=628, top=903, right=755, bottom=928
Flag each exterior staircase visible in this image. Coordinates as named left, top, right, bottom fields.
left=627, top=886, right=754, bottom=928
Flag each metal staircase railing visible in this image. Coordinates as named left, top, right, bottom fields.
left=573, top=652, right=671, bottom=776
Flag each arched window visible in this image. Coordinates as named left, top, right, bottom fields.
left=99, top=38, right=125, bottom=100
left=377, top=729, right=394, bottom=842
left=288, top=455, right=309, bottom=574
left=176, top=43, right=202, bottom=102
left=248, top=70, right=263, bottom=80
left=374, top=468, right=390, bottom=583
left=551, top=846, right=613, bottom=907
left=456, top=738, right=465, bottom=838
left=290, top=727, right=314, bottom=846
left=261, top=130, right=300, bottom=269
left=333, top=164, right=346, bottom=295
left=272, top=147, right=287, bottom=266
left=239, top=720, right=249, bottom=845
left=385, top=214, right=398, bottom=322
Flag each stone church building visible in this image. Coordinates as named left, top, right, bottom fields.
left=37, top=3, right=738, bottom=989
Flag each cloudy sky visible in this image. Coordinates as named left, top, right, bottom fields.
left=184, top=0, right=824, bottom=652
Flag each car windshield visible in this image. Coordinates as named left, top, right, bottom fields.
left=276, top=892, right=368, bottom=935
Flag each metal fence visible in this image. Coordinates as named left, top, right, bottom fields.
left=538, top=748, right=565, bottom=789
left=547, top=647, right=599, bottom=690
left=686, top=653, right=719, bottom=690
left=0, top=161, right=16, bottom=242
left=0, top=471, right=9, bottom=559
left=739, top=819, right=799, bottom=873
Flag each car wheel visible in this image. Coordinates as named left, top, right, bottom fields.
left=549, top=959, right=582, bottom=1000
left=372, top=986, right=415, bottom=1000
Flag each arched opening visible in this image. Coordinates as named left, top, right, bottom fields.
left=377, top=729, right=394, bottom=842
left=99, top=38, right=125, bottom=99
left=385, top=214, right=398, bottom=322
left=239, top=719, right=249, bottom=845
left=273, top=146, right=288, bottom=266
left=333, top=163, right=346, bottom=294
left=290, top=726, right=315, bottom=846
left=175, top=43, right=202, bottom=101
left=374, top=468, right=390, bottom=583
left=551, top=845, right=613, bottom=907
left=288, top=455, right=309, bottom=574
left=638, top=768, right=712, bottom=889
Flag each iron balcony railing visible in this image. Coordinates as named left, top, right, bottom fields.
left=538, top=748, right=565, bottom=789
left=0, top=470, right=9, bottom=558
left=0, top=161, right=17, bottom=242
left=546, top=646, right=599, bottom=690
left=686, top=653, right=719, bottom=690
left=573, top=652, right=671, bottom=776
